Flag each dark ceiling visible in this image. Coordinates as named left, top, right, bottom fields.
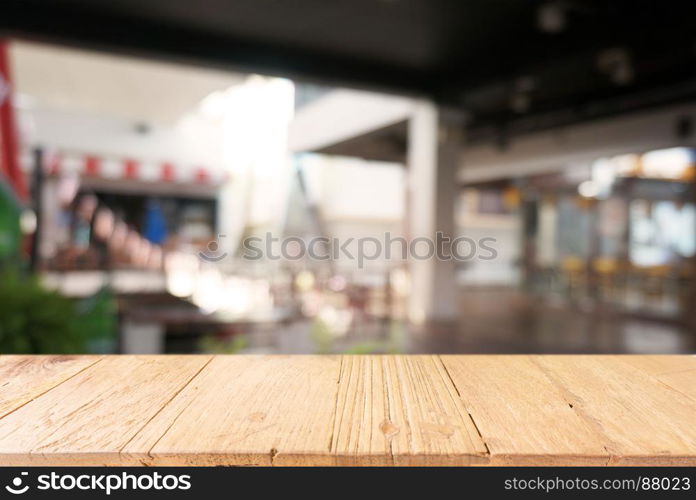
left=3, top=0, right=696, bottom=135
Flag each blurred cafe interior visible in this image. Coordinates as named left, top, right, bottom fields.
left=1, top=0, right=696, bottom=355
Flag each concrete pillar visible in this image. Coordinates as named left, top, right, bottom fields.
left=406, top=101, right=462, bottom=324
left=217, top=172, right=252, bottom=257
left=121, top=320, right=165, bottom=354
left=39, top=176, right=60, bottom=262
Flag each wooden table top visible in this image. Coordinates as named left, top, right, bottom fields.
left=0, top=355, right=695, bottom=466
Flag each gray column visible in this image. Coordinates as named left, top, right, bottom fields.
left=406, top=101, right=463, bottom=323
left=121, top=320, right=165, bottom=354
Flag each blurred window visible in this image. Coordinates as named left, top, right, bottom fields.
left=556, top=196, right=592, bottom=259
left=629, top=200, right=696, bottom=266
left=476, top=189, right=510, bottom=215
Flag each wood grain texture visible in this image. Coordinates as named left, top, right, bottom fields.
left=620, top=355, right=696, bottom=377
left=123, top=355, right=341, bottom=466
left=621, top=356, right=696, bottom=402
left=0, top=355, right=101, bottom=419
left=441, top=355, right=609, bottom=465
left=532, top=356, right=696, bottom=465
left=0, top=354, right=695, bottom=466
left=332, top=356, right=487, bottom=465
left=0, top=355, right=211, bottom=465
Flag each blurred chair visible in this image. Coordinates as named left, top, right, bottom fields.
left=642, top=265, right=672, bottom=301
left=591, top=257, right=620, bottom=302
left=560, top=256, right=587, bottom=300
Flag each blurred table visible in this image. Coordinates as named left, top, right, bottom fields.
left=0, top=355, right=695, bottom=466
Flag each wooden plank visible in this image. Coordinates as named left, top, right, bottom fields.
left=620, top=355, right=696, bottom=377
left=532, top=355, right=696, bottom=465
left=0, top=355, right=211, bottom=465
left=386, top=356, right=488, bottom=465
left=0, top=355, right=101, bottom=419
left=621, top=355, right=696, bottom=403
left=1, top=355, right=695, bottom=466
left=655, top=370, right=696, bottom=403
left=123, top=355, right=341, bottom=466
left=331, top=356, right=488, bottom=465
left=331, top=355, right=390, bottom=465
left=441, top=355, right=609, bottom=465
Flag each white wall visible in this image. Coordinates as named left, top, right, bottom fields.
left=303, top=155, right=404, bottom=221
left=456, top=223, right=521, bottom=285
left=10, top=41, right=242, bottom=125
left=289, top=89, right=413, bottom=152
left=456, top=190, right=521, bottom=286
left=19, top=107, right=225, bottom=170
left=289, top=88, right=696, bottom=188
left=299, top=154, right=405, bottom=276
left=10, top=39, right=244, bottom=176
left=460, top=103, right=696, bottom=183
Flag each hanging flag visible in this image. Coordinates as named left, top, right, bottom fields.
left=0, top=40, right=27, bottom=201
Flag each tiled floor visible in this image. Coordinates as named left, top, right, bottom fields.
left=408, top=288, right=694, bottom=354
left=243, top=288, right=695, bottom=354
